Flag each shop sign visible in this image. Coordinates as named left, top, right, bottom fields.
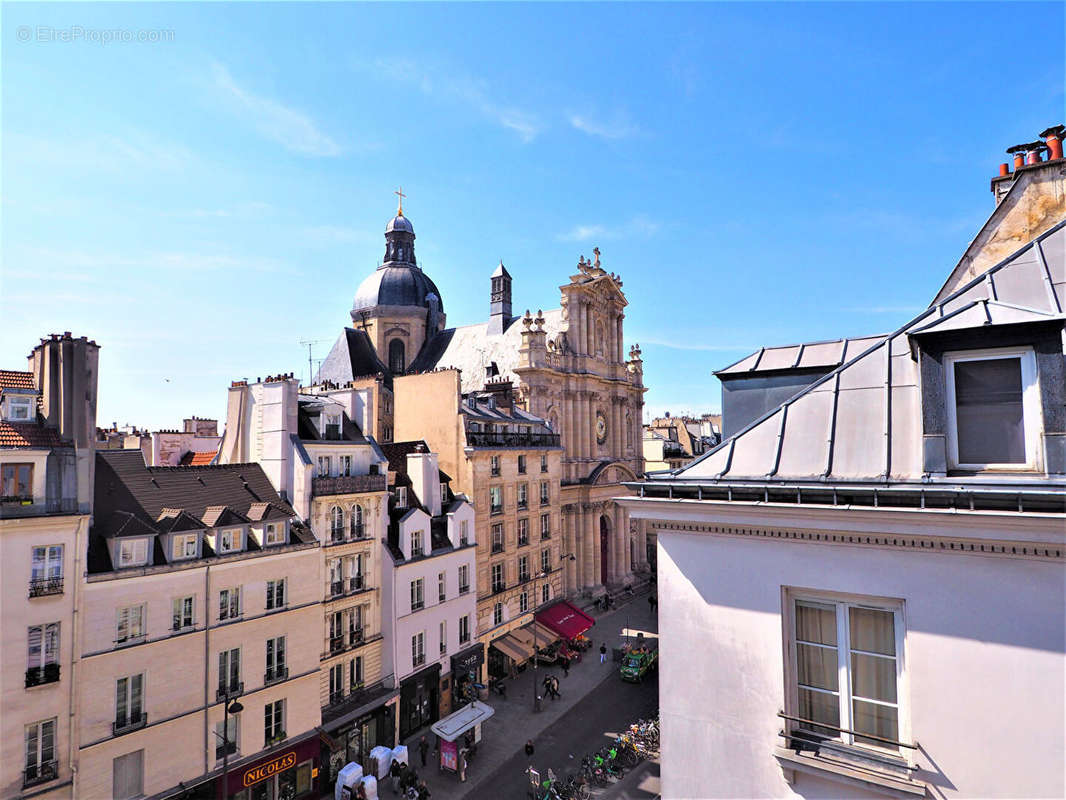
left=243, top=752, right=297, bottom=787
left=451, top=644, right=484, bottom=674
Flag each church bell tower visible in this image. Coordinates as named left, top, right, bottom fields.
left=488, top=260, right=512, bottom=335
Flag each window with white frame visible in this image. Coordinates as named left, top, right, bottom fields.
left=215, top=715, right=238, bottom=759
left=172, top=533, right=198, bottom=560
left=329, top=664, right=344, bottom=702
left=541, top=548, right=551, bottom=574
left=517, top=483, right=528, bottom=509
left=517, top=518, right=529, bottom=546
left=112, top=750, right=144, bottom=800
left=351, top=504, right=364, bottom=538
left=489, top=485, right=502, bottom=514
left=459, top=614, right=470, bottom=644
left=519, top=592, right=528, bottom=613
left=30, top=545, right=63, bottom=589
left=396, top=486, right=408, bottom=508
left=171, top=596, right=194, bottom=631
left=491, top=563, right=504, bottom=593
left=265, top=637, right=286, bottom=682
left=27, top=623, right=59, bottom=680
left=264, top=699, right=285, bottom=743
left=330, top=506, right=345, bottom=541
left=490, top=455, right=500, bottom=476
left=491, top=523, right=504, bottom=553
left=440, top=620, right=447, bottom=653
left=264, top=523, right=285, bottom=546
left=540, top=454, right=548, bottom=473
left=217, top=528, right=241, bottom=554
left=24, top=718, right=56, bottom=784
left=540, top=481, right=550, bottom=505
left=789, top=595, right=904, bottom=751
left=411, top=530, right=424, bottom=558
left=266, top=579, right=286, bottom=610
left=460, top=520, right=469, bottom=546
left=438, top=571, right=446, bottom=603
left=493, top=602, right=503, bottom=626
left=115, top=674, right=144, bottom=730
left=412, top=631, right=425, bottom=667
left=219, top=587, right=241, bottom=621
left=340, top=455, right=352, bottom=476
left=115, top=605, right=144, bottom=645
left=410, top=578, right=424, bottom=611
left=8, top=396, right=33, bottom=421
left=317, top=456, right=331, bottom=477
left=540, top=514, right=551, bottom=539
left=118, top=538, right=148, bottom=567
left=944, top=347, right=1042, bottom=470
left=518, top=555, right=530, bottom=583
left=542, top=584, right=550, bottom=604
left=218, top=648, right=241, bottom=695
left=2, top=462, right=34, bottom=501
left=440, top=481, right=449, bottom=502
left=350, top=655, right=363, bottom=689
left=458, top=564, right=470, bottom=594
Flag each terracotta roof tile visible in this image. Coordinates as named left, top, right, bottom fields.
left=0, top=370, right=35, bottom=390
left=0, top=422, right=63, bottom=448
left=179, top=450, right=216, bottom=466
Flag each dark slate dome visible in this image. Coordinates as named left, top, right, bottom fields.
left=352, top=266, right=444, bottom=313
left=386, top=214, right=414, bottom=234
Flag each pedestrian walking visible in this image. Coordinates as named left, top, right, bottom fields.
left=561, top=656, right=570, bottom=677
left=416, top=779, right=431, bottom=800
left=389, top=759, right=402, bottom=794
left=458, top=748, right=468, bottom=782
left=418, top=735, right=429, bottom=767
left=550, top=675, right=561, bottom=699
left=525, top=739, right=535, bottom=759
left=599, top=643, right=608, bottom=663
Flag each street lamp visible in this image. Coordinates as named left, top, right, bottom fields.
left=533, top=553, right=576, bottom=712
left=219, top=698, right=244, bottom=800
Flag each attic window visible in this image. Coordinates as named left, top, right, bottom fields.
left=945, top=347, right=1041, bottom=470
left=396, top=486, right=408, bottom=509
left=6, top=396, right=33, bottom=421
left=118, top=539, right=149, bottom=567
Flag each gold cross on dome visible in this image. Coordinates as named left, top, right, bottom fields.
left=394, top=187, right=406, bottom=215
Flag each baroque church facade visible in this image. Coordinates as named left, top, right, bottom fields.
left=321, top=199, right=648, bottom=593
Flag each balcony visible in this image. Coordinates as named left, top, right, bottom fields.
left=112, top=712, right=147, bottom=736
left=411, top=599, right=424, bottom=611
left=313, top=474, right=386, bottom=497
left=349, top=575, right=365, bottom=592
left=490, top=504, right=503, bottom=516
left=216, top=682, right=244, bottom=703
left=264, top=666, right=289, bottom=686
left=23, top=760, right=58, bottom=788
left=467, top=431, right=561, bottom=449
left=25, top=664, right=59, bottom=688
left=28, top=577, right=64, bottom=598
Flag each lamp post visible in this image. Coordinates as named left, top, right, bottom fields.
left=220, top=697, right=243, bottom=800
left=533, top=553, right=576, bottom=712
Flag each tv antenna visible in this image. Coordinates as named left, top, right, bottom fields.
left=298, top=339, right=331, bottom=386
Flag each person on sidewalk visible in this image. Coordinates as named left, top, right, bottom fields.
left=389, top=759, right=402, bottom=794
left=458, top=748, right=468, bottom=782
left=600, top=643, right=608, bottom=663
left=525, top=739, right=535, bottom=759
left=649, top=594, right=657, bottom=614
left=418, top=735, right=429, bottom=767
left=416, top=779, right=431, bottom=800
left=561, top=656, right=570, bottom=677
left=550, top=675, right=561, bottom=699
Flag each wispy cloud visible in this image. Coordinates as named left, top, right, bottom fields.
left=635, top=337, right=759, bottom=353
left=9, top=245, right=302, bottom=277
left=557, top=214, right=661, bottom=242
left=8, top=130, right=195, bottom=173
left=370, top=58, right=542, bottom=143
left=212, top=62, right=342, bottom=157
left=569, top=112, right=639, bottom=140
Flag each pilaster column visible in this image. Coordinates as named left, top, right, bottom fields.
left=584, top=509, right=596, bottom=588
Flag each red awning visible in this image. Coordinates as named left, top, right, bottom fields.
left=535, top=601, right=595, bottom=639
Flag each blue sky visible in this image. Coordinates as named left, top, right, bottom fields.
left=3, top=2, right=1062, bottom=430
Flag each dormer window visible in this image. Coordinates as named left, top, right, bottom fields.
left=945, top=348, right=1041, bottom=470
left=325, top=414, right=341, bottom=440
left=172, top=533, right=198, bottom=561
left=396, top=486, right=408, bottom=509
left=264, top=522, right=286, bottom=547
left=218, top=528, right=242, bottom=554
left=6, top=396, right=33, bottom=421
left=118, top=539, right=149, bottom=568
left=440, top=482, right=448, bottom=502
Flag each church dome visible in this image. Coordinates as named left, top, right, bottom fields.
left=352, top=265, right=444, bottom=313
left=386, top=214, right=414, bottom=234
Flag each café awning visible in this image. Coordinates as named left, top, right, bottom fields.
left=491, top=633, right=533, bottom=663
left=535, top=601, right=596, bottom=640
left=430, top=701, right=495, bottom=742
left=523, top=621, right=559, bottom=647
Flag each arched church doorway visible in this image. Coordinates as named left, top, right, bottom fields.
left=599, top=515, right=611, bottom=586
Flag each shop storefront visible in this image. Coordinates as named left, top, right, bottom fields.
left=535, top=601, right=596, bottom=641
left=221, top=734, right=319, bottom=800
left=399, top=663, right=441, bottom=739
left=450, top=643, right=484, bottom=707
left=322, top=700, right=396, bottom=789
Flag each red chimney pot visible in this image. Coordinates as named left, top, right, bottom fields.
left=999, top=163, right=1010, bottom=177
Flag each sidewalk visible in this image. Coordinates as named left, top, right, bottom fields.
left=398, top=588, right=658, bottom=800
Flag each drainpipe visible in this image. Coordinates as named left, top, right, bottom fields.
left=68, top=516, right=86, bottom=793
left=204, top=563, right=211, bottom=777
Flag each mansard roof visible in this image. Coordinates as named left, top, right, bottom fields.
left=315, top=327, right=392, bottom=389
left=658, top=220, right=1066, bottom=486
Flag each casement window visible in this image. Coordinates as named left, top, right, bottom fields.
left=395, top=486, right=408, bottom=508
left=540, top=514, right=551, bottom=539
left=218, top=648, right=241, bottom=696
left=118, top=538, right=148, bottom=567
left=328, top=559, right=344, bottom=596
left=8, top=396, right=33, bottom=421
left=438, top=571, right=447, bottom=603
left=944, top=348, right=1042, bottom=470
left=115, top=674, right=145, bottom=731
left=171, top=596, right=194, bottom=631
left=265, top=637, right=287, bottom=682
left=412, top=632, right=425, bottom=667
left=115, top=605, right=144, bottom=645
left=459, top=615, right=471, bottom=644
left=517, top=518, right=529, bottom=546
left=350, top=553, right=365, bottom=591
left=542, top=584, right=550, bottom=604
left=518, top=555, right=530, bottom=583
left=24, top=718, right=56, bottom=786
left=172, top=533, right=198, bottom=560
left=440, top=481, right=449, bottom=502
left=519, top=592, right=528, bottom=613
left=340, top=455, right=352, bottom=476
left=325, top=414, right=341, bottom=439
left=541, top=548, right=551, bottom=574
left=26, top=623, right=60, bottom=686
left=491, top=523, right=504, bottom=554
left=789, top=596, right=905, bottom=752
left=215, top=715, right=238, bottom=759
left=410, top=578, right=424, bottom=611
left=329, top=664, right=344, bottom=703
left=350, top=504, right=364, bottom=538
left=493, top=602, right=503, bottom=626
left=458, top=564, right=470, bottom=595
left=330, top=506, right=345, bottom=541
left=539, top=481, right=550, bottom=505
left=540, top=454, right=548, bottom=473
left=489, top=486, right=502, bottom=514
left=2, top=462, right=33, bottom=501
left=490, top=455, right=500, bottom=477
left=491, top=563, right=504, bottom=594
left=349, top=606, right=364, bottom=644
left=30, top=545, right=63, bottom=595
left=217, top=528, right=241, bottom=554
left=264, top=523, right=285, bottom=547
left=440, top=620, right=447, bottom=653
left=317, top=456, right=331, bottom=477
left=112, top=750, right=144, bottom=800
left=517, top=483, right=528, bottom=510
left=219, top=587, right=241, bottom=621
left=459, top=520, right=470, bottom=546
left=517, top=454, right=527, bottom=474
left=411, top=530, right=424, bottom=558
left=350, top=655, right=363, bottom=689
left=266, top=579, right=286, bottom=610
left=264, top=700, right=285, bottom=744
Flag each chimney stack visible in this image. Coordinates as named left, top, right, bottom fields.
left=1041, top=125, right=1065, bottom=161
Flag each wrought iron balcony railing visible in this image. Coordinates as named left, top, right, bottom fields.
left=466, top=431, right=561, bottom=448
left=112, top=712, right=147, bottom=736
left=23, top=760, right=58, bottom=788
left=25, top=664, right=59, bottom=688
left=28, top=577, right=64, bottom=598
left=312, top=474, right=387, bottom=497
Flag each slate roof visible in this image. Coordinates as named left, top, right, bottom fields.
left=379, top=440, right=433, bottom=485
left=409, top=308, right=566, bottom=393
left=461, top=394, right=553, bottom=428
left=663, top=220, right=1066, bottom=485
left=0, top=422, right=65, bottom=448
left=315, top=328, right=393, bottom=389
left=715, top=335, right=887, bottom=377
left=0, top=370, right=35, bottom=390
left=352, top=265, right=444, bottom=314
